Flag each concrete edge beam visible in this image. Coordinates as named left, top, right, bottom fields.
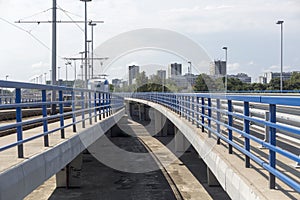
left=0, top=108, right=125, bottom=200
left=126, top=98, right=264, bottom=200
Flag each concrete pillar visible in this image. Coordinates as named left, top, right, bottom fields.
left=174, top=126, right=190, bottom=152
left=167, top=119, right=175, bottom=135
left=125, top=101, right=130, bottom=115
left=207, top=167, right=220, bottom=186
left=56, top=153, right=83, bottom=188
left=111, top=124, right=124, bottom=137
left=138, top=104, right=141, bottom=120
left=155, top=110, right=167, bottom=136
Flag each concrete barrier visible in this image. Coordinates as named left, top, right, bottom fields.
left=0, top=108, right=125, bottom=200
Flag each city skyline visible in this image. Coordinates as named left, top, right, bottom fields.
left=0, top=0, right=299, bottom=83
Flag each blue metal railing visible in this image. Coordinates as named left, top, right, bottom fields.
left=130, top=92, right=300, bottom=193
left=0, top=80, right=124, bottom=158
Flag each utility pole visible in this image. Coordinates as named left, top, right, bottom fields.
left=15, top=0, right=103, bottom=113
left=51, top=0, right=57, bottom=114
left=80, top=0, right=92, bottom=88
left=276, top=20, right=284, bottom=92
left=89, top=21, right=97, bottom=79
left=222, top=46, right=228, bottom=93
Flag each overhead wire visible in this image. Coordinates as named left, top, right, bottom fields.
left=0, top=17, right=51, bottom=52
left=1, top=4, right=90, bottom=75
left=17, top=7, right=52, bottom=21
left=57, top=5, right=84, bottom=33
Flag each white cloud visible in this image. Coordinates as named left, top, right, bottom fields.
left=248, top=61, right=254, bottom=65
left=228, top=62, right=240, bottom=72
left=0, top=0, right=299, bottom=82
left=263, top=65, right=293, bottom=72
left=159, top=0, right=300, bottom=34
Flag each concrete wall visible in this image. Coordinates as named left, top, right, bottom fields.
left=0, top=108, right=125, bottom=200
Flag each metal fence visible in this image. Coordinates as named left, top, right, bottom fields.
left=130, top=92, right=300, bottom=193
left=0, top=80, right=124, bottom=158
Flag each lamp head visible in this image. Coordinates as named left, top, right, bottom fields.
left=276, top=20, right=284, bottom=25
left=89, top=21, right=97, bottom=26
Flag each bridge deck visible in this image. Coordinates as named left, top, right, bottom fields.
left=26, top=116, right=225, bottom=200
left=128, top=98, right=300, bottom=200
left=0, top=110, right=113, bottom=173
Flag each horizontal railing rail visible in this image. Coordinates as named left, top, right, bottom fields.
left=0, top=80, right=124, bottom=158
left=128, top=92, right=300, bottom=193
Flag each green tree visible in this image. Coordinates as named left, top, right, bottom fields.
left=267, top=78, right=280, bottom=90
left=193, top=74, right=210, bottom=91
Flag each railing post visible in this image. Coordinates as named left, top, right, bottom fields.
left=177, top=95, right=180, bottom=114
left=88, top=91, right=92, bottom=125
left=269, top=104, right=276, bottom=189
left=188, top=95, right=191, bottom=121
left=201, top=97, right=205, bottom=132
left=94, top=92, right=97, bottom=122
left=228, top=100, right=233, bottom=154
left=208, top=98, right=212, bottom=137
left=184, top=96, right=188, bottom=119
left=216, top=99, right=221, bottom=145
left=244, top=101, right=250, bottom=168
left=59, top=90, right=65, bottom=139
left=109, top=93, right=112, bottom=115
left=191, top=96, right=195, bottom=124
left=98, top=92, right=102, bottom=120
left=179, top=95, right=183, bottom=117
left=16, top=88, right=23, bottom=158
left=102, top=93, right=106, bottom=119
left=81, top=91, right=85, bottom=128
left=196, top=97, right=200, bottom=128
left=106, top=93, right=109, bottom=117
left=42, top=90, right=49, bottom=146
left=71, top=91, right=77, bottom=132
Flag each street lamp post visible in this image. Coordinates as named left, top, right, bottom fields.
left=79, top=51, right=85, bottom=81
left=58, top=66, right=61, bottom=80
left=44, top=73, right=47, bottom=84
left=188, top=61, right=192, bottom=74
left=87, top=40, right=92, bottom=79
left=5, top=75, right=9, bottom=81
left=222, top=47, right=228, bottom=93
left=276, top=20, right=284, bottom=92
left=89, top=21, right=97, bottom=79
left=80, top=0, right=92, bottom=88
left=65, top=62, right=71, bottom=81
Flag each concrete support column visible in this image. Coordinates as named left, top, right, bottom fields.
left=56, top=153, right=83, bottom=188
left=207, top=167, right=220, bottom=186
left=167, top=119, right=175, bottom=135
left=155, top=110, right=167, bottom=136
left=111, top=124, right=124, bottom=137
left=174, top=126, right=190, bottom=152
left=125, top=101, right=130, bottom=115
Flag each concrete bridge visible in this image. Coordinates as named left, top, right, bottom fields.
left=0, top=80, right=299, bottom=200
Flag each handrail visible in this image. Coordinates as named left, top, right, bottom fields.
left=129, top=92, right=300, bottom=193
left=0, top=81, right=124, bottom=158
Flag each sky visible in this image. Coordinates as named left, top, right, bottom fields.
left=0, top=0, right=300, bottom=83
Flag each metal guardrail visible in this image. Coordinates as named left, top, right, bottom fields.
left=130, top=92, right=300, bottom=193
left=0, top=80, right=124, bottom=158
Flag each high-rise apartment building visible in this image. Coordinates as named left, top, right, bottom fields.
left=210, top=60, right=226, bottom=76
left=128, top=65, right=140, bottom=85
left=169, top=63, right=182, bottom=78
